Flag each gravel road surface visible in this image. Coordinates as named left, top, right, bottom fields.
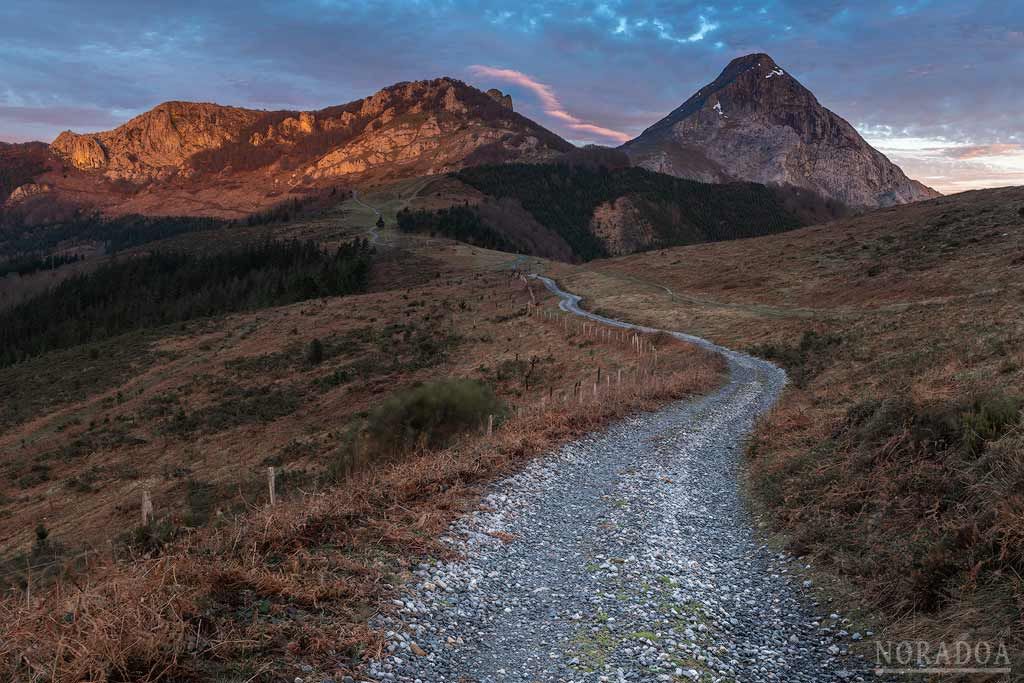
left=368, top=276, right=877, bottom=683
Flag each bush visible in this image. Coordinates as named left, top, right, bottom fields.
left=366, top=378, right=503, bottom=455
left=306, top=338, right=325, bottom=365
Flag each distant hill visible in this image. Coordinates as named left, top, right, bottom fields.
left=621, top=53, right=940, bottom=208
left=397, top=160, right=845, bottom=261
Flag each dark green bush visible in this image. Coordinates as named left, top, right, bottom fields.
left=306, top=338, right=325, bottom=365
left=959, top=393, right=1022, bottom=457
left=366, top=378, right=503, bottom=455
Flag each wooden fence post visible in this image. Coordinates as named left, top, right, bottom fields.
left=487, top=414, right=494, bottom=435
left=141, top=490, right=153, bottom=526
left=267, top=466, right=276, bottom=506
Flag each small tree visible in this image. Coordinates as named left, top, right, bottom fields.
left=306, top=338, right=324, bottom=365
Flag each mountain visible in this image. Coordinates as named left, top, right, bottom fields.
left=3, top=78, right=572, bottom=218
left=621, top=53, right=940, bottom=208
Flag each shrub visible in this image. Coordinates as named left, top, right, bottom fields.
left=366, top=378, right=503, bottom=455
left=959, top=393, right=1022, bottom=457
left=306, top=338, right=325, bottom=365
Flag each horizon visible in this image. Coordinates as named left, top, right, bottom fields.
left=2, top=1, right=1021, bottom=195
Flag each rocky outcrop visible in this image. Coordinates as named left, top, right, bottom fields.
left=50, top=132, right=107, bottom=170
left=51, top=101, right=261, bottom=181
left=589, top=197, right=657, bottom=255
left=622, top=53, right=940, bottom=208
left=486, top=89, right=514, bottom=111
left=4, top=182, right=51, bottom=206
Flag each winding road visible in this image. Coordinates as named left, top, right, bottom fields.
left=370, top=277, right=877, bottom=682
left=351, top=190, right=384, bottom=245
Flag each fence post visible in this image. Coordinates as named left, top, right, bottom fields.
left=141, top=490, right=153, bottom=526
left=267, top=466, right=276, bottom=506
left=487, top=414, right=494, bottom=435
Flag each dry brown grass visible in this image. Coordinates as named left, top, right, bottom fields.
left=0, top=248, right=722, bottom=681
left=561, top=186, right=1024, bottom=670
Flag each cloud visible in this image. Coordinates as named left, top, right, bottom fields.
left=947, top=143, right=1024, bottom=160
left=862, top=130, right=1024, bottom=194
left=687, top=15, right=719, bottom=42
left=467, top=65, right=631, bottom=144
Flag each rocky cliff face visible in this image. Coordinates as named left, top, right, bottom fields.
left=48, top=78, right=567, bottom=191
left=621, top=54, right=939, bottom=208
left=51, top=102, right=261, bottom=182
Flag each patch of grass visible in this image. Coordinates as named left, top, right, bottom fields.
left=748, top=330, right=843, bottom=387
left=160, top=384, right=306, bottom=436
left=0, top=330, right=159, bottom=431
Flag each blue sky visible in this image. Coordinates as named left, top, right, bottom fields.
left=1, top=0, right=1021, bottom=193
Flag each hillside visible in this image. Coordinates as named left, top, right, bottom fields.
left=0, top=225, right=723, bottom=680
left=395, top=162, right=840, bottom=261
left=622, top=53, right=940, bottom=208
left=1, top=79, right=572, bottom=219
left=557, top=186, right=1024, bottom=668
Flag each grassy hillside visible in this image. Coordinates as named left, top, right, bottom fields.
left=0, top=220, right=724, bottom=680
left=558, top=186, right=1024, bottom=667
left=397, top=163, right=832, bottom=262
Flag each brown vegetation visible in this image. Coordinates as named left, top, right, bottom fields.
left=559, top=186, right=1024, bottom=669
left=0, top=235, right=722, bottom=681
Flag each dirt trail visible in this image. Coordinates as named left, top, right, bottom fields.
left=369, top=277, right=880, bottom=682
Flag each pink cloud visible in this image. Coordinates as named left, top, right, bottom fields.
left=468, top=65, right=631, bottom=144
left=947, top=143, right=1024, bottom=160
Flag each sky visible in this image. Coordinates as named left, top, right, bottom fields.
left=1, top=1, right=1021, bottom=195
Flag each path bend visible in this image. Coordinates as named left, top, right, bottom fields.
left=369, top=277, right=877, bottom=683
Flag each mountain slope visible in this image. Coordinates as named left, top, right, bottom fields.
left=4, top=79, right=572, bottom=218
left=621, top=53, right=940, bottom=208
left=395, top=160, right=838, bottom=261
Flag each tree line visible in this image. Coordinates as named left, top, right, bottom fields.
left=0, top=213, right=229, bottom=262
left=0, top=239, right=374, bottom=367
left=452, top=163, right=813, bottom=260
left=395, top=205, right=521, bottom=253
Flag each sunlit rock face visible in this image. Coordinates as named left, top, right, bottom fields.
left=622, top=53, right=940, bottom=208
left=50, top=78, right=564, bottom=185
left=51, top=102, right=262, bottom=181
left=35, top=78, right=571, bottom=217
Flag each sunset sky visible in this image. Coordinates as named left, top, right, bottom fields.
left=1, top=0, right=1020, bottom=195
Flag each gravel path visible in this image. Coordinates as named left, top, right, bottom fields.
left=368, top=276, right=877, bottom=683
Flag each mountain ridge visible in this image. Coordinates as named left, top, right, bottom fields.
left=1, top=58, right=942, bottom=220
left=4, top=78, right=571, bottom=218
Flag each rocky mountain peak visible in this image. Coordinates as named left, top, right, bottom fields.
left=622, top=53, right=939, bottom=208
